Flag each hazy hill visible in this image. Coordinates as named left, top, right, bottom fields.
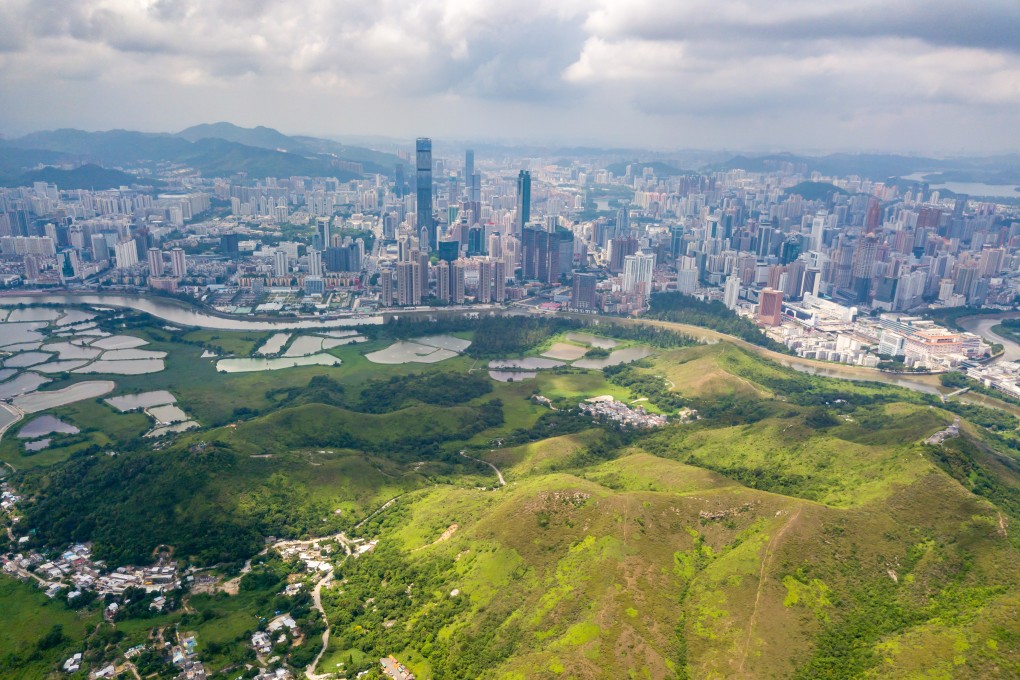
left=178, top=121, right=314, bottom=154
left=784, top=180, right=849, bottom=201
left=17, top=163, right=162, bottom=190
left=10, top=128, right=360, bottom=181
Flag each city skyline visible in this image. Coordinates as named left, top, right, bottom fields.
left=0, top=1, right=1018, bottom=154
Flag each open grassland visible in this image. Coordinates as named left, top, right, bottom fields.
left=0, top=576, right=100, bottom=680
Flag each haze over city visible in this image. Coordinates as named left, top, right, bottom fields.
left=1, top=0, right=1019, bottom=153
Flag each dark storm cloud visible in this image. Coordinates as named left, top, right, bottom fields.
left=591, top=0, right=1020, bottom=54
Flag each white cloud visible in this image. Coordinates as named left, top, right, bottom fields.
left=0, top=0, right=1016, bottom=152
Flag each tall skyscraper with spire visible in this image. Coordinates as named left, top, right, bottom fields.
left=516, top=170, right=531, bottom=236
left=416, top=138, right=435, bottom=250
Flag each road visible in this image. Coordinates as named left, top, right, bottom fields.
left=460, top=450, right=506, bottom=487
left=304, top=570, right=334, bottom=680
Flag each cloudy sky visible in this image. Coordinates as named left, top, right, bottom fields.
left=0, top=0, right=1018, bottom=153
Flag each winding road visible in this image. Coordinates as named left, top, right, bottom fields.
left=460, top=450, right=506, bottom=486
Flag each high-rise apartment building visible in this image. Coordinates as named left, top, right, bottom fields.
left=147, top=247, right=163, bottom=277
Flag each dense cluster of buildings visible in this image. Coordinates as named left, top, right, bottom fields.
left=2, top=141, right=1018, bottom=333
left=579, top=395, right=669, bottom=428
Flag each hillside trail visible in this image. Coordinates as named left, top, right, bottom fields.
left=737, top=506, right=803, bottom=677
left=459, top=450, right=506, bottom=486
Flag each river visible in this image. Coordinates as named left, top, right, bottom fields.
left=0, top=293, right=382, bottom=331
left=0, top=293, right=1009, bottom=399
left=901, top=173, right=1020, bottom=200
left=958, top=313, right=1020, bottom=362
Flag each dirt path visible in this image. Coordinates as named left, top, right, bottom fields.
left=738, top=506, right=802, bottom=677
left=411, top=524, right=459, bottom=552
left=459, top=450, right=506, bottom=486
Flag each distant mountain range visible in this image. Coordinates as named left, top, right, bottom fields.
left=0, top=122, right=405, bottom=189
left=1, top=123, right=1018, bottom=191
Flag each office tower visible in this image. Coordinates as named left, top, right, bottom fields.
left=522, top=227, right=561, bottom=284
left=622, top=253, right=656, bottom=300
left=724, top=275, right=740, bottom=310
left=572, top=272, right=598, bottom=311
left=467, top=226, right=484, bottom=256
left=469, top=171, right=482, bottom=225
left=608, top=237, right=638, bottom=274
left=464, top=149, right=474, bottom=196
left=394, top=163, right=406, bottom=198
left=416, top=250, right=430, bottom=292
left=758, top=287, right=784, bottom=326
left=435, top=260, right=451, bottom=302
left=221, top=232, right=240, bottom=256
left=616, top=205, right=629, bottom=237
left=670, top=227, right=683, bottom=259
left=396, top=260, right=421, bottom=305
left=147, top=248, right=164, bottom=277
left=851, top=235, right=878, bottom=301
left=91, top=234, right=110, bottom=261
left=803, top=268, right=821, bottom=298
left=308, top=248, right=323, bottom=277
left=755, top=224, right=774, bottom=258
left=516, top=170, right=531, bottom=236
left=416, top=138, right=435, bottom=250
left=438, top=240, right=460, bottom=263
left=316, top=219, right=331, bottom=251
left=493, top=260, right=506, bottom=302
left=784, top=259, right=806, bottom=299
left=452, top=261, right=466, bottom=303
left=380, top=269, right=394, bottom=307
left=274, top=250, right=288, bottom=278
left=810, top=212, right=826, bottom=252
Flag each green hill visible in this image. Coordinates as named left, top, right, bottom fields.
left=6, top=316, right=1020, bottom=678
left=9, top=128, right=361, bottom=181
left=16, top=163, right=162, bottom=190
left=784, top=180, right=849, bottom=201
left=177, top=121, right=313, bottom=154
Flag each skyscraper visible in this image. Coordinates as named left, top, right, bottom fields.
left=572, top=272, right=598, bottom=311
left=396, top=260, right=421, bottom=306
left=724, top=275, right=740, bottom=310
left=478, top=259, right=492, bottom=303
left=170, top=248, right=187, bottom=278
left=380, top=269, right=394, bottom=307
left=307, top=248, right=323, bottom=277
left=622, top=253, right=655, bottom=300
left=147, top=248, right=163, bottom=277
left=516, top=170, right=531, bottom=236
left=435, top=260, right=451, bottom=302
left=416, top=138, right=435, bottom=251
left=274, top=250, right=288, bottom=278
left=758, top=287, right=784, bottom=326
left=464, top=149, right=474, bottom=198
left=394, top=163, right=406, bottom=198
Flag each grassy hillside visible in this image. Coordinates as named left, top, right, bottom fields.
left=7, top=317, right=1020, bottom=678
